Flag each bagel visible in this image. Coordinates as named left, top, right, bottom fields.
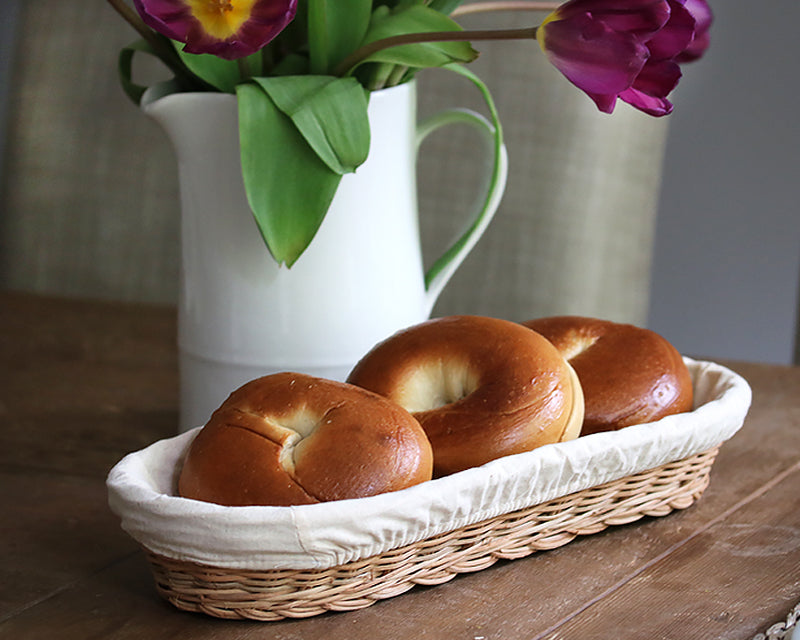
left=521, top=316, right=693, bottom=435
left=347, top=316, right=584, bottom=476
left=178, top=373, right=433, bottom=506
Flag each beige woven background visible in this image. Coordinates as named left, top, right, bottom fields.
left=417, top=8, right=668, bottom=324
left=1, top=2, right=181, bottom=303
left=1, top=1, right=669, bottom=326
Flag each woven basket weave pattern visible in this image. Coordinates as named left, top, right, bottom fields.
left=144, top=446, right=719, bottom=621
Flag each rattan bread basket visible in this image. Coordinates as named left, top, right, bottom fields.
left=107, top=359, right=752, bottom=621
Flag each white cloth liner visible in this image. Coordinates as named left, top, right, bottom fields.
left=107, top=359, right=752, bottom=571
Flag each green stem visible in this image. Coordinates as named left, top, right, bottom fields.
left=366, top=63, right=396, bottom=91
left=261, top=46, right=274, bottom=75
left=385, top=64, right=410, bottom=88
left=334, top=26, right=538, bottom=77
left=238, top=57, right=252, bottom=81
left=307, top=0, right=329, bottom=74
left=451, top=1, right=560, bottom=17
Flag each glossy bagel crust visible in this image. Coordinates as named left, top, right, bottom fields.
left=347, top=316, right=583, bottom=476
left=178, top=373, right=433, bottom=506
left=522, top=316, right=693, bottom=435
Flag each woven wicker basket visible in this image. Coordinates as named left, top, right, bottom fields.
left=143, top=445, right=719, bottom=621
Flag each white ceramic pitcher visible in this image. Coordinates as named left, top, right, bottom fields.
left=143, top=80, right=507, bottom=431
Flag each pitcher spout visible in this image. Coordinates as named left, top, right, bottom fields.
left=141, top=83, right=239, bottom=159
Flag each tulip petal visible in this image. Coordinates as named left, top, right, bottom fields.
left=584, top=91, right=621, bottom=115
left=683, top=0, right=713, bottom=33
left=619, top=58, right=681, bottom=115
left=134, top=0, right=297, bottom=60
left=646, top=0, right=695, bottom=61
left=631, top=58, right=682, bottom=95
left=676, top=0, right=713, bottom=62
left=553, top=0, right=671, bottom=37
left=537, top=0, right=710, bottom=117
left=618, top=88, right=673, bottom=116
left=133, top=0, right=194, bottom=43
left=539, top=13, right=649, bottom=99
left=677, top=30, right=709, bottom=62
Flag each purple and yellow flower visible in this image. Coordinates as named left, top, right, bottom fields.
left=133, top=0, right=298, bottom=60
left=537, top=0, right=712, bottom=116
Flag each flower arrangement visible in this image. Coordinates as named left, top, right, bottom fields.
left=108, top=0, right=712, bottom=266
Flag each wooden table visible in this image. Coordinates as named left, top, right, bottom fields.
left=1, top=291, right=798, bottom=639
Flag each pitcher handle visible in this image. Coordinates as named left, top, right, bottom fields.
left=416, top=67, right=508, bottom=314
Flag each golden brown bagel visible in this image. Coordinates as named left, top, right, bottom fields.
left=521, top=316, right=693, bottom=435
left=178, top=373, right=433, bottom=506
left=347, top=316, right=584, bottom=476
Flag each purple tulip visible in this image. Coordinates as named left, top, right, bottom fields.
left=537, top=0, right=713, bottom=116
left=133, top=0, right=297, bottom=60
left=676, top=0, right=714, bottom=62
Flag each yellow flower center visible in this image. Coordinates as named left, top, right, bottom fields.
left=186, top=0, right=257, bottom=40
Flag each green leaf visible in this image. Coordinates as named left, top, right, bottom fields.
left=236, top=83, right=343, bottom=267
left=118, top=40, right=155, bottom=104
left=173, top=43, right=268, bottom=92
left=357, top=5, right=477, bottom=71
left=253, top=76, right=370, bottom=175
left=271, top=53, right=310, bottom=76
left=174, top=47, right=244, bottom=93
left=307, top=0, right=373, bottom=74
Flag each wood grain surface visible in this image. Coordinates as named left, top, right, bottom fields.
left=0, top=291, right=798, bottom=639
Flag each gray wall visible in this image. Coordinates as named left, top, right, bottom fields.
left=648, top=2, right=800, bottom=365
left=0, top=1, right=21, bottom=186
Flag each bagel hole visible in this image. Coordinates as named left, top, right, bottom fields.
left=561, top=333, right=600, bottom=361
left=399, top=360, right=479, bottom=412
left=275, top=408, right=322, bottom=476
